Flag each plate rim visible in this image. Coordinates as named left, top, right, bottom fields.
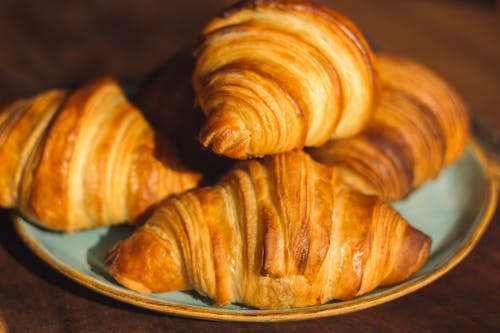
left=13, top=141, right=498, bottom=322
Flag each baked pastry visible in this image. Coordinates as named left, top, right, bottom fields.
left=0, top=77, right=201, bottom=231
left=309, top=54, right=469, bottom=201
left=107, top=151, right=431, bottom=309
left=193, top=0, right=378, bottom=158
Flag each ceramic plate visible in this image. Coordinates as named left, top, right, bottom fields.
left=14, top=143, right=497, bottom=322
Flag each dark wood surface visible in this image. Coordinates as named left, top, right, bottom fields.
left=1, top=1, right=499, bottom=332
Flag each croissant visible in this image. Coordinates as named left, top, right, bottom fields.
left=192, top=0, right=378, bottom=159
left=309, top=54, right=469, bottom=201
left=107, top=151, right=431, bottom=309
left=0, top=77, right=201, bottom=231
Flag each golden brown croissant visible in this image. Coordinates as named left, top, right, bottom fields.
left=309, top=54, right=469, bottom=201
left=0, top=77, right=202, bottom=231
left=192, top=0, right=378, bottom=159
left=107, top=151, right=430, bottom=309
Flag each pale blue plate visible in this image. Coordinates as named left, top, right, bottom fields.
left=14, top=144, right=497, bottom=321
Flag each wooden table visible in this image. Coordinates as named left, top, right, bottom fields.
left=1, top=1, right=499, bottom=331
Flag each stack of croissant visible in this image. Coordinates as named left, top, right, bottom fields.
left=0, top=0, right=469, bottom=310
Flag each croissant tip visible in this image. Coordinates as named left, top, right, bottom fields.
left=381, top=224, right=432, bottom=286
left=105, top=244, right=153, bottom=294
left=199, top=119, right=251, bottom=159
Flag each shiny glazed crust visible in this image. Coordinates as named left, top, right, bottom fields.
left=107, top=151, right=430, bottom=309
left=193, top=0, right=378, bottom=158
left=309, top=54, right=469, bottom=201
left=0, top=77, right=202, bottom=231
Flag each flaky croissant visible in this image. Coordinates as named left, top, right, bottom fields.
left=0, top=77, right=201, bottom=231
left=107, top=151, right=430, bottom=309
left=309, top=54, right=469, bottom=201
left=193, top=0, right=378, bottom=158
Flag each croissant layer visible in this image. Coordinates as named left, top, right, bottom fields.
left=107, top=151, right=430, bottom=309
left=0, top=77, right=201, bottom=231
left=309, top=54, right=469, bottom=201
left=193, top=0, right=378, bottom=158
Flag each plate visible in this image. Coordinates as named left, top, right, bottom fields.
left=14, top=143, right=497, bottom=322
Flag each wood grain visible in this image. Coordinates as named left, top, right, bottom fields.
left=0, top=0, right=499, bottom=332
